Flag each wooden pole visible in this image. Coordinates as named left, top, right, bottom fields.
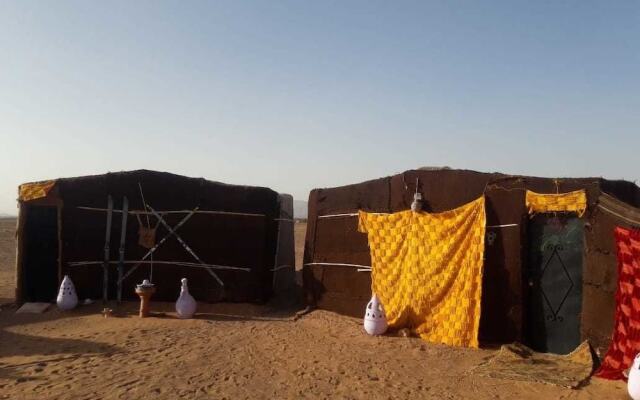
left=76, top=206, right=265, bottom=218
left=147, top=205, right=224, bottom=287
left=68, top=260, right=251, bottom=272
left=137, top=183, right=153, bottom=282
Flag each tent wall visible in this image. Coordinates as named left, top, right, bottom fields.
left=583, top=194, right=640, bottom=354
left=17, top=170, right=281, bottom=304
left=271, top=194, right=297, bottom=303
left=303, top=169, right=640, bottom=352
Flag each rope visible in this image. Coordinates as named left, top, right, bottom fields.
left=316, top=212, right=517, bottom=229
left=138, top=182, right=153, bottom=282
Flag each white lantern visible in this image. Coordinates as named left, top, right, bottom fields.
left=364, top=294, right=388, bottom=335
left=175, top=278, right=197, bottom=319
left=56, top=275, right=78, bottom=311
left=629, top=353, right=640, bottom=400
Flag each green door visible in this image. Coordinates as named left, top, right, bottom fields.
left=526, top=214, right=584, bottom=354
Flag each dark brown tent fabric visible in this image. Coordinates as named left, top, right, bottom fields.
left=303, top=168, right=640, bottom=352
left=597, top=192, right=640, bottom=227
left=16, top=170, right=282, bottom=304
left=272, top=194, right=296, bottom=299
left=580, top=193, right=640, bottom=353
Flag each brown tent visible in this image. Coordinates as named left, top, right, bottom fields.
left=302, top=168, right=640, bottom=355
left=15, top=170, right=294, bottom=305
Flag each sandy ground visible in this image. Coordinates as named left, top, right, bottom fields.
left=0, top=218, right=628, bottom=399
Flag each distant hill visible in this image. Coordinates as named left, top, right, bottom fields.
left=0, top=213, right=16, bottom=218
left=293, top=200, right=308, bottom=220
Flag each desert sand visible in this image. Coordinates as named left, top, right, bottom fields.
left=0, top=218, right=628, bottom=399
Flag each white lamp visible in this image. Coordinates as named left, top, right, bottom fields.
left=56, top=275, right=78, bottom=311
left=629, top=353, right=640, bottom=400
left=364, top=294, right=388, bottom=335
left=175, top=278, right=197, bottom=319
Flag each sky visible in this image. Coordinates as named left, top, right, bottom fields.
left=0, top=1, right=638, bottom=214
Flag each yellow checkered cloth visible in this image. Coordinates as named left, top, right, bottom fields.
left=358, top=196, right=486, bottom=348
left=18, top=180, right=56, bottom=202
left=525, top=190, right=587, bottom=217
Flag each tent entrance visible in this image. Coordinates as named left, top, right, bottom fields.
left=23, top=206, right=59, bottom=302
left=525, top=214, right=584, bottom=354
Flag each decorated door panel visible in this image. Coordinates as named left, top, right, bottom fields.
left=526, top=214, right=584, bottom=354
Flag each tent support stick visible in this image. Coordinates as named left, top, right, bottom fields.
left=76, top=206, right=265, bottom=218
left=137, top=183, right=153, bottom=282
left=119, top=208, right=197, bottom=284
left=148, top=206, right=224, bottom=287
left=69, top=260, right=251, bottom=272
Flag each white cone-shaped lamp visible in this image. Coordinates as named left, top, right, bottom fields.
left=364, top=294, right=388, bottom=335
left=629, top=353, right=640, bottom=400
left=176, top=278, right=197, bottom=319
left=56, top=275, right=78, bottom=311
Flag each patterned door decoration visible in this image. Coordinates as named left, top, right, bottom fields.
left=526, top=214, right=584, bottom=354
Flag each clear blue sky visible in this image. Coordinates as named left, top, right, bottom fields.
left=0, top=1, right=638, bottom=214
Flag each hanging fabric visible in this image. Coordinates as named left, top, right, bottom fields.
left=136, top=214, right=158, bottom=249
left=18, top=180, right=56, bottom=202
left=525, top=189, right=587, bottom=217
left=358, top=196, right=486, bottom=348
left=595, top=226, right=640, bottom=380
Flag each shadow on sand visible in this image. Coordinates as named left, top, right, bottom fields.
left=0, top=304, right=121, bottom=382
left=109, top=299, right=307, bottom=322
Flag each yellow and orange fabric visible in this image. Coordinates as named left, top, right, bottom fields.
left=18, top=180, right=56, bottom=202
left=525, top=189, right=587, bottom=217
left=358, top=196, right=486, bottom=348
